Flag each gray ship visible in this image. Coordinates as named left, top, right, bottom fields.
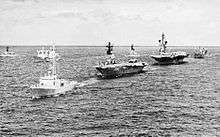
left=193, top=47, right=207, bottom=58
left=150, top=33, right=189, bottom=65
left=95, top=42, right=146, bottom=78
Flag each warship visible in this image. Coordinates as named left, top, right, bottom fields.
left=128, top=44, right=140, bottom=57
left=31, top=46, right=78, bottom=99
left=34, top=46, right=60, bottom=62
left=0, top=46, right=16, bottom=57
left=193, top=47, right=207, bottom=58
left=95, top=42, right=146, bottom=78
left=150, top=33, right=189, bottom=65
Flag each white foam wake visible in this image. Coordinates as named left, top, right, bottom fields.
left=77, top=78, right=99, bottom=87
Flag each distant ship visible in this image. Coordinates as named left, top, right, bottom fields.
left=31, top=46, right=78, bottom=99
left=193, top=47, right=207, bottom=59
left=127, top=44, right=140, bottom=57
left=0, top=46, right=17, bottom=57
left=150, top=33, right=189, bottom=65
left=95, top=42, right=146, bottom=78
left=34, top=46, right=60, bottom=62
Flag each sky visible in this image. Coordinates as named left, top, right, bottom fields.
left=0, top=0, right=219, bottom=46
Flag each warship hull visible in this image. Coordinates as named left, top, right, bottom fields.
left=31, top=88, right=57, bottom=98
left=193, top=53, right=205, bottom=59
left=151, top=52, right=189, bottom=65
left=31, top=82, right=78, bottom=99
left=96, top=64, right=145, bottom=78
left=0, top=53, right=17, bottom=57
left=33, top=56, right=50, bottom=62
left=33, top=56, right=60, bottom=62
left=151, top=55, right=187, bottom=65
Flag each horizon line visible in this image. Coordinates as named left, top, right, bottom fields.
left=0, top=45, right=219, bottom=47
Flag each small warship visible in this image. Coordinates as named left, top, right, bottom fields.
left=31, top=46, right=78, bottom=99
left=150, top=33, right=189, bottom=65
left=128, top=44, right=140, bottom=57
left=35, top=46, right=59, bottom=62
left=0, top=46, right=16, bottom=57
left=95, top=42, right=146, bottom=78
left=193, top=47, right=207, bottom=58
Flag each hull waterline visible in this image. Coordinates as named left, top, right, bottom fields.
left=31, top=81, right=78, bottom=99
left=96, top=65, right=145, bottom=78
left=150, top=54, right=189, bottom=65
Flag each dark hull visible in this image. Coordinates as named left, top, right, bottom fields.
left=33, top=56, right=50, bottom=62
left=151, top=54, right=189, bottom=65
left=96, top=65, right=145, bottom=78
left=193, top=53, right=205, bottom=59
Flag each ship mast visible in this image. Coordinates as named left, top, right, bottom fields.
left=106, top=42, right=113, bottom=55
left=52, top=44, right=56, bottom=78
left=6, top=46, right=9, bottom=52
left=159, top=33, right=168, bottom=53
left=131, top=44, right=135, bottom=51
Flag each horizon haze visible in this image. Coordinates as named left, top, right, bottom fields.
left=0, top=0, right=219, bottom=46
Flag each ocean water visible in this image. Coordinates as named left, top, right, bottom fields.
left=0, top=46, right=220, bottom=137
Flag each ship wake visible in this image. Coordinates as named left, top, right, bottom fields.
left=77, top=78, right=100, bottom=87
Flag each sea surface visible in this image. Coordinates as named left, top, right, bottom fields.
left=0, top=46, right=220, bottom=137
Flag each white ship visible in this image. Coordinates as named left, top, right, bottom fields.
left=31, top=47, right=78, bottom=99
left=0, top=46, right=17, bottom=57
left=193, top=47, right=207, bottom=58
left=128, top=44, right=140, bottom=57
left=35, top=46, right=59, bottom=62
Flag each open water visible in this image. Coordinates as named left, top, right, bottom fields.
left=0, top=46, right=220, bottom=136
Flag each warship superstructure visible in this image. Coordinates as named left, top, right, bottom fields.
left=150, top=33, right=189, bottom=65
left=95, top=42, right=146, bottom=78
left=31, top=46, right=78, bottom=99
left=128, top=44, right=140, bottom=57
